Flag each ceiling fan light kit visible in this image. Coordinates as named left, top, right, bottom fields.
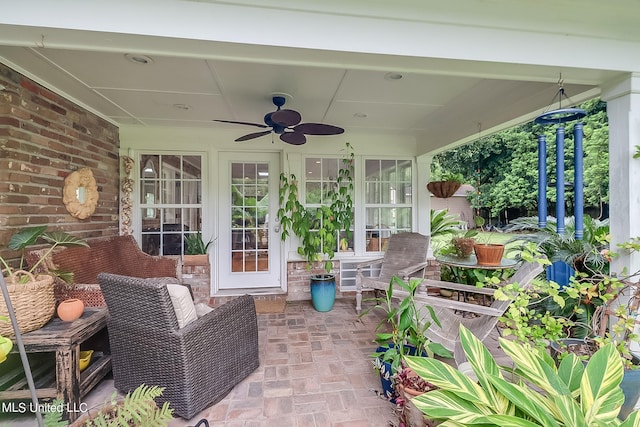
left=214, top=95, right=344, bottom=145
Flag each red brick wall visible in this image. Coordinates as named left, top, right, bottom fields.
left=286, top=260, right=341, bottom=301
left=0, top=63, right=120, bottom=266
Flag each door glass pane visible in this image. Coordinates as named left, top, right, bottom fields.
left=231, top=161, right=269, bottom=273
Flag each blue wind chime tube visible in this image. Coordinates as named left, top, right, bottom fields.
left=535, top=106, right=586, bottom=238
left=538, top=134, right=547, bottom=228
left=574, top=123, right=584, bottom=240
left=555, top=126, right=565, bottom=234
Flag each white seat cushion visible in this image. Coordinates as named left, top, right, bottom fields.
left=195, top=302, right=214, bottom=317
left=166, top=284, right=198, bottom=328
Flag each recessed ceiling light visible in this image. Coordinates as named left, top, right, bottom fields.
left=354, top=112, right=367, bottom=118
left=384, top=72, right=403, bottom=81
left=173, top=103, right=192, bottom=111
left=124, top=53, right=153, bottom=65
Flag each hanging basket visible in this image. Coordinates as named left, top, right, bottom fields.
left=0, top=270, right=55, bottom=336
left=426, top=181, right=461, bottom=198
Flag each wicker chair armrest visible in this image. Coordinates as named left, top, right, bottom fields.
left=356, top=257, right=385, bottom=271
left=396, top=261, right=430, bottom=279
left=177, top=294, right=258, bottom=350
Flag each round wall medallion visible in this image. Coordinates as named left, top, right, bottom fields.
left=63, top=168, right=99, bottom=219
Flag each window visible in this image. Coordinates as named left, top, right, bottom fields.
left=139, top=154, right=203, bottom=255
left=304, top=156, right=354, bottom=253
left=364, top=159, right=412, bottom=252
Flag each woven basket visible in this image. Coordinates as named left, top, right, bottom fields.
left=0, top=270, right=55, bottom=336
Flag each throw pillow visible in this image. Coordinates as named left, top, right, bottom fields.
left=166, top=284, right=198, bottom=328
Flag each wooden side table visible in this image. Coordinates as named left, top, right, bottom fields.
left=0, top=308, right=112, bottom=421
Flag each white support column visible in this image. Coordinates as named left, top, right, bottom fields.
left=416, top=154, right=433, bottom=255
left=601, top=73, right=640, bottom=276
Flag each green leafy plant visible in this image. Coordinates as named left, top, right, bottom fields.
left=360, top=276, right=452, bottom=374
left=506, top=215, right=610, bottom=275
left=0, top=226, right=88, bottom=284
left=430, top=209, right=464, bottom=238
left=404, top=324, right=640, bottom=426
left=43, top=399, right=68, bottom=426
left=43, top=384, right=174, bottom=426
left=184, top=232, right=215, bottom=255
left=277, top=142, right=354, bottom=273
left=437, top=229, right=478, bottom=258
left=497, top=239, right=640, bottom=368
left=431, top=171, right=464, bottom=183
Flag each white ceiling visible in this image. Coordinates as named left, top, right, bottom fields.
left=0, top=0, right=636, bottom=153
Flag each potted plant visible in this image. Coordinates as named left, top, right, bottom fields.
left=0, top=226, right=88, bottom=335
left=446, top=229, right=479, bottom=258
left=360, top=275, right=451, bottom=401
left=497, top=237, right=640, bottom=419
left=394, top=362, right=439, bottom=427
left=183, top=231, right=215, bottom=266
left=426, top=172, right=464, bottom=199
left=277, top=142, right=354, bottom=312
left=472, top=234, right=505, bottom=266
left=404, top=324, right=640, bottom=425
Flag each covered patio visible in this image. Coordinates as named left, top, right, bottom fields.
left=3, top=299, right=402, bottom=426
left=1, top=1, right=640, bottom=425
left=1, top=0, right=639, bottom=287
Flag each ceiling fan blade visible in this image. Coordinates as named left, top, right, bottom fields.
left=280, top=132, right=306, bottom=145
left=271, top=109, right=302, bottom=127
left=214, top=119, right=269, bottom=129
left=235, top=130, right=272, bottom=142
left=294, top=123, right=345, bottom=135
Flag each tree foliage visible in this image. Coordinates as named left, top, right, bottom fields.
left=432, top=99, right=609, bottom=221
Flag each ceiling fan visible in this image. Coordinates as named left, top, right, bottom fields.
left=214, top=95, right=344, bottom=145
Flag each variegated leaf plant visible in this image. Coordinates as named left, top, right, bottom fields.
left=404, top=324, right=640, bottom=426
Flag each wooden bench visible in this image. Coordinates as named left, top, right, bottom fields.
left=27, top=234, right=182, bottom=307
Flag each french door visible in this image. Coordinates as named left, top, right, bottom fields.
left=218, top=152, right=282, bottom=289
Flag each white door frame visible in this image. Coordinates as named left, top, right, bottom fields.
left=217, top=152, right=282, bottom=290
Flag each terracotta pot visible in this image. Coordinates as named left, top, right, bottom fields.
left=397, top=383, right=438, bottom=427
left=183, top=254, right=209, bottom=266
left=473, top=243, right=505, bottom=266
left=57, top=298, right=85, bottom=322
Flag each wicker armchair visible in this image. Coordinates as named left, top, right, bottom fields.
left=97, top=273, right=260, bottom=419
